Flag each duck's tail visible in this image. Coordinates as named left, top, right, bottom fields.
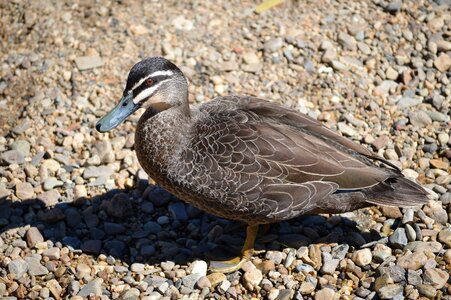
left=364, top=176, right=429, bottom=207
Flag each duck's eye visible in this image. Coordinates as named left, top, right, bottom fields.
left=146, top=79, right=154, bottom=86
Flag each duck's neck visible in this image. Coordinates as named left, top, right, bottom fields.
left=136, top=105, right=192, bottom=177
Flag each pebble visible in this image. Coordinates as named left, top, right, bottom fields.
left=15, top=182, right=34, bottom=200
left=26, top=257, right=49, bottom=276
left=242, top=268, right=263, bottom=291
left=352, top=248, right=372, bottom=266
left=1, top=150, right=25, bottom=165
left=75, top=56, right=104, bottom=70
left=423, top=268, right=449, bottom=289
left=397, top=251, right=427, bottom=270
left=8, top=258, right=29, bottom=279
left=264, top=38, right=283, bottom=52
left=397, top=97, right=422, bottom=108
left=409, top=111, right=432, bottom=127
left=190, top=260, right=207, bottom=276
left=389, top=228, right=408, bottom=248
left=77, top=278, right=103, bottom=297
left=434, top=53, right=451, bottom=72
left=337, top=122, right=356, bottom=137
left=315, top=287, right=335, bottom=300
left=130, top=263, right=145, bottom=273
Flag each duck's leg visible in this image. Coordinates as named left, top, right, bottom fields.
left=209, top=224, right=259, bottom=273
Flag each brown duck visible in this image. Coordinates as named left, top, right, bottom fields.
left=96, top=57, right=428, bottom=272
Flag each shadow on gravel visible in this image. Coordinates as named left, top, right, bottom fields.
left=0, top=186, right=382, bottom=266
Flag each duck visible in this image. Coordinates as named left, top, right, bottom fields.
left=96, top=56, right=428, bottom=273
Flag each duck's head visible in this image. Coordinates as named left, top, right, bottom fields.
left=96, top=57, right=188, bottom=133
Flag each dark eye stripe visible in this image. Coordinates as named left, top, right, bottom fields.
left=132, top=75, right=170, bottom=98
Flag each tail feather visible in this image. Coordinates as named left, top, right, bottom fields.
left=364, top=176, right=429, bottom=208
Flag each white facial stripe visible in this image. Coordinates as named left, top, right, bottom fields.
left=133, top=79, right=169, bottom=104
left=131, top=70, right=175, bottom=90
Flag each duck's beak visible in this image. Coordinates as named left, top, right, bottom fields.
left=95, top=92, right=139, bottom=132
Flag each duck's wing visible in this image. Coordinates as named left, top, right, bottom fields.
left=192, top=96, right=427, bottom=219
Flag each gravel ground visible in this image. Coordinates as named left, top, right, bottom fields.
left=1, top=0, right=450, bottom=299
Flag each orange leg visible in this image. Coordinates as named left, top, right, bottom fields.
left=209, top=225, right=259, bottom=273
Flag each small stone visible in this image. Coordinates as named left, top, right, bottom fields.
left=15, top=182, right=34, bottom=200
left=429, top=159, right=448, bottom=170
left=337, top=122, right=356, bottom=137
left=242, top=52, right=260, bottom=65
left=8, top=259, right=28, bottom=279
left=75, top=56, right=104, bottom=70
left=389, top=228, right=408, bottom=248
left=300, top=281, right=315, bottom=295
left=182, top=273, right=202, bottom=289
left=1, top=150, right=25, bottom=165
left=25, top=257, right=48, bottom=276
left=434, top=53, right=451, bottom=72
left=378, top=284, right=403, bottom=299
left=196, top=276, right=211, bottom=289
left=83, top=166, right=113, bottom=179
left=11, top=140, right=30, bottom=157
left=264, top=38, right=283, bottom=52
left=47, top=279, right=63, bottom=299
left=438, top=228, right=451, bottom=248
left=107, top=193, right=133, bottom=219
left=43, top=247, right=60, bottom=260
left=77, top=278, right=103, bottom=297
left=26, top=227, right=44, bottom=248
left=266, top=251, right=284, bottom=265
left=81, top=240, right=102, bottom=254
left=338, top=32, right=357, bottom=51
left=385, top=0, right=402, bottom=12
left=386, top=67, right=398, bottom=80
left=242, top=268, right=262, bottom=291
left=160, top=261, right=175, bottom=272
left=397, top=251, right=427, bottom=270
left=423, top=201, right=448, bottom=224
left=405, top=241, right=442, bottom=253
left=94, top=141, right=115, bottom=164
left=397, top=97, right=422, bottom=108
left=140, top=245, right=156, bottom=256
left=409, top=111, right=432, bottom=127
left=76, top=263, right=91, bottom=279
left=43, top=177, right=63, bottom=190
left=130, top=24, right=148, bottom=35
left=190, top=260, right=207, bottom=276
left=172, top=15, right=193, bottom=31
left=321, top=252, right=339, bottom=274
left=121, top=287, right=140, bottom=300
left=256, top=260, right=275, bottom=274
left=315, top=287, right=335, bottom=300
left=37, top=190, right=60, bottom=207
left=405, top=224, right=416, bottom=242
left=417, top=284, right=437, bottom=298
left=372, top=244, right=392, bottom=262
left=372, top=135, right=389, bottom=150
left=423, top=268, right=449, bottom=289
left=168, top=202, right=188, bottom=221
left=322, top=48, right=337, bottom=63
left=381, top=206, right=402, bottom=219
left=130, top=263, right=145, bottom=273
left=436, top=40, right=451, bottom=51
left=218, top=279, right=231, bottom=294
left=352, top=248, right=372, bottom=266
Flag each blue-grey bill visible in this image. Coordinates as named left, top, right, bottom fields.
left=95, top=93, right=138, bottom=132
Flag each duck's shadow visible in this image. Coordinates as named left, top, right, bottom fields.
left=0, top=182, right=382, bottom=266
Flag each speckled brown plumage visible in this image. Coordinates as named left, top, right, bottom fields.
left=96, top=57, right=429, bottom=272
left=135, top=95, right=428, bottom=224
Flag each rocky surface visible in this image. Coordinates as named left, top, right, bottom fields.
left=0, top=0, right=450, bottom=299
